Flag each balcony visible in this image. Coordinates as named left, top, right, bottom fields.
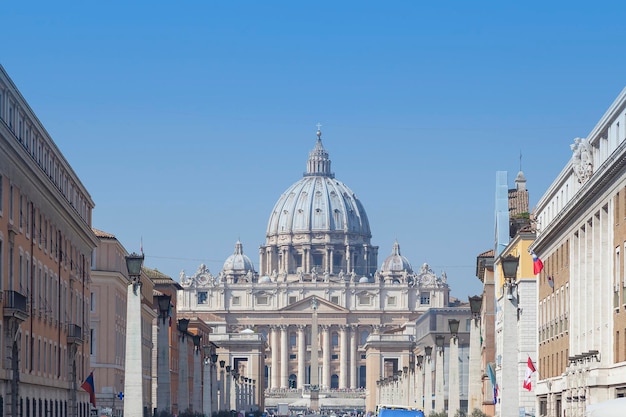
left=3, top=290, right=29, bottom=321
left=67, top=323, right=83, bottom=345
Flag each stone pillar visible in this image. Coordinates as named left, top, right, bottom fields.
left=468, top=317, right=482, bottom=411
left=179, top=337, right=190, bottom=412
left=203, top=358, right=212, bottom=417
left=281, top=325, right=289, bottom=388
left=415, top=362, right=424, bottom=411
left=271, top=326, right=280, bottom=389
left=329, top=248, right=334, bottom=274
left=322, top=325, right=331, bottom=389
left=449, top=335, right=460, bottom=416
left=500, top=294, right=519, bottom=417
left=157, top=317, right=171, bottom=413
left=193, top=350, right=202, bottom=411
left=298, top=325, right=306, bottom=389
left=424, top=354, right=433, bottom=415
left=124, top=285, right=143, bottom=417
left=350, top=326, right=358, bottom=389
left=434, top=346, right=444, bottom=413
left=339, top=325, right=348, bottom=389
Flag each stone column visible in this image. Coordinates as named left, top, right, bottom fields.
left=193, top=349, right=202, bottom=411
left=434, top=345, right=444, bottom=413
left=298, top=325, right=306, bottom=389
left=415, top=361, right=424, bottom=411
left=322, top=325, right=331, bottom=389
left=424, top=354, right=433, bottom=415
left=500, top=294, right=519, bottom=417
left=449, top=335, right=460, bottom=416
left=271, top=326, right=280, bottom=389
left=468, top=316, right=482, bottom=411
left=156, top=317, right=171, bottom=412
left=350, top=325, right=358, bottom=389
left=178, top=336, right=190, bottom=413
left=281, top=325, right=289, bottom=388
left=124, top=285, right=143, bottom=417
left=339, top=325, right=348, bottom=389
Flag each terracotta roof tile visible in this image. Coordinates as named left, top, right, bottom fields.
left=92, top=228, right=116, bottom=239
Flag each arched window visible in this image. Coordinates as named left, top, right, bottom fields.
left=332, top=332, right=339, bottom=347
left=290, top=332, right=297, bottom=347
left=331, top=374, right=339, bottom=389
left=360, top=330, right=369, bottom=346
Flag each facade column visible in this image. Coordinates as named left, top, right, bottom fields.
left=346, top=245, right=351, bottom=272
left=297, top=325, right=306, bottom=389
left=424, top=353, right=433, bottom=415
left=281, top=325, right=289, bottom=389
left=322, top=325, right=331, bottom=389
left=329, top=248, right=334, bottom=274
left=350, top=325, right=358, bottom=389
left=193, top=349, right=202, bottom=412
left=449, top=335, right=460, bottom=416
left=124, top=284, right=143, bottom=417
left=434, top=345, right=444, bottom=413
left=339, top=325, right=348, bottom=389
left=499, top=293, right=519, bottom=417
left=271, top=326, right=280, bottom=389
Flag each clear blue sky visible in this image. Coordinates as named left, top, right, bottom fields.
left=3, top=2, right=625, bottom=300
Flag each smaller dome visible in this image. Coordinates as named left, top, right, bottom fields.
left=359, top=276, right=370, bottom=283
left=240, top=328, right=254, bottom=334
left=381, top=241, right=413, bottom=273
left=259, top=276, right=272, bottom=283
left=223, top=240, right=255, bottom=272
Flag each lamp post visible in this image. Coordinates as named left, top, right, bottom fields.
left=448, top=319, right=460, bottom=417
left=156, top=294, right=172, bottom=414
left=424, top=346, right=433, bottom=415
left=124, top=252, right=144, bottom=417
left=468, top=295, right=483, bottom=412
left=499, top=254, right=520, bottom=417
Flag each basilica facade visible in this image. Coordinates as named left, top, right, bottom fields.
left=176, top=129, right=451, bottom=409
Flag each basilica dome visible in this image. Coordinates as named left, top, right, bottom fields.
left=266, top=129, right=371, bottom=238
left=381, top=241, right=413, bottom=273
left=223, top=240, right=254, bottom=272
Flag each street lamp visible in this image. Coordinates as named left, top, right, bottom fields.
left=501, top=254, right=520, bottom=300
left=469, top=295, right=483, bottom=323
left=157, top=294, right=171, bottom=324
left=435, top=335, right=445, bottom=352
left=178, top=318, right=190, bottom=341
left=448, top=319, right=460, bottom=338
left=424, top=346, right=433, bottom=359
left=124, top=252, right=144, bottom=417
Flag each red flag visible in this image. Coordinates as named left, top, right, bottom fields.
left=523, top=357, right=536, bottom=391
left=531, top=251, right=544, bottom=275
left=81, top=371, right=96, bottom=407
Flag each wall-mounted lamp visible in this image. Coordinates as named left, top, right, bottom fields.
left=416, top=355, right=424, bottom=367
left=219, top=360, right=225, bottom=369
left=192, top=334, right=202, bottom=353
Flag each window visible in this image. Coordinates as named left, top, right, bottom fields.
left=387, top=296, right=397, bottom=306
left=331, top=296, right=339, bottom=304
left=290, top=332, right=296, bottom=347
left=420, top=292, right=430, bottom=304
left=90, top=291, right=95, bottom=312
left=289, top=296, right=297, bottom=305
left=232, top=296, right=240, bottom=306
left=332, top=332, right=339, bottom=347
left=358, top=294, right=372, bottom=305
left=0, top=174, right=3, bottom=216
left=198, top=291, right=208, bottom=304
left=360, top=330, right=369, bottom=346
left=256, top=295, right=268, bottom=305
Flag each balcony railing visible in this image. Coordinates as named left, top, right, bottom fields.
left=67, top=324, right=83, bottom=345
left=3, top=290, right=29, bottom=321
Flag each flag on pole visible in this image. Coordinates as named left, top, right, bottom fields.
left=523, top=357, right=536, bottom=391
left=487, top=362, right=498, bottom=404
left=140, top=237, right=144, bottom=255
left=530, top=251, right=544, bottom=275
left=81, top=371, right=96, bottom=407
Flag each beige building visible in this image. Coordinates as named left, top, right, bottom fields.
left=0, top=64, right=98, bottom=416
left=177, top=129, right=451, bottom=413
left=89, top=229, right=157, bottom=417
left=533, top=88, right=626, bottom=416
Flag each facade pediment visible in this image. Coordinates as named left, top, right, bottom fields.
left=279, top=296, right=349, bottom=313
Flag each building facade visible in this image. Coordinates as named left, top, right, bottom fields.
left=0, top=64, right=98, bottom=416
left=177, top=129, right=451, bottom=413
left=533, top=88, right=626, bottom=416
